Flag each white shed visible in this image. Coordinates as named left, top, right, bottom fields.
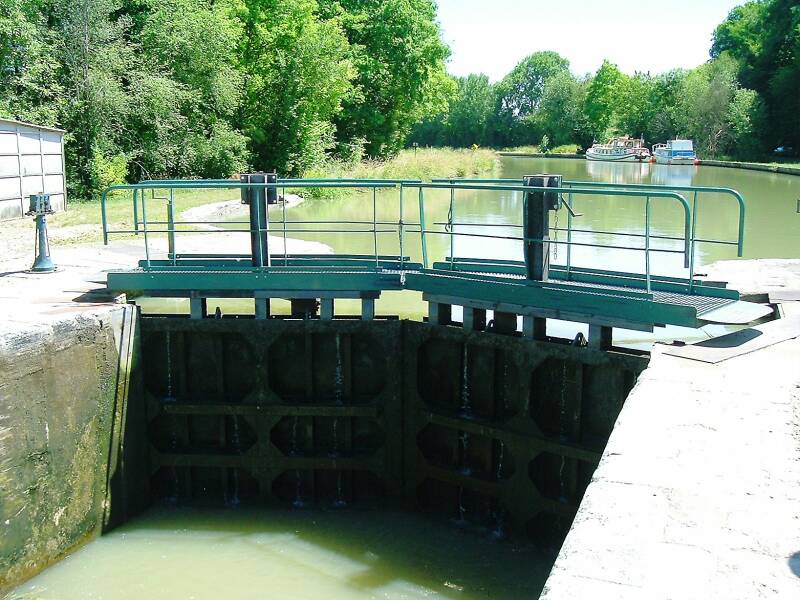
left=0, top=118, right=66, bottom=221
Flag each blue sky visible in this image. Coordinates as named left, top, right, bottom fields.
left=436, top=0, right=745, bottom=80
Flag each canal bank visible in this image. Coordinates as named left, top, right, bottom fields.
left=541, top=304, right=800, bottom=599
left=0, top=300, right=142, bottom=590
left=498, top=151, right=800, bottom=177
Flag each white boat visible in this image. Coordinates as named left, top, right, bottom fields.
left=585, top=137, right=651, bottom=162
left=653, top=139, right=697, bottom=165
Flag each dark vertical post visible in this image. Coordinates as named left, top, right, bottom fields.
left=588, top=324, right=613, bottom=350
left=266, top=171, right=278, bottom=205
left=241, top=173, right=271, bottom=267
left=523, top=174, right=561, bottom=281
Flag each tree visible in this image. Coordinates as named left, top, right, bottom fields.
left=676, top=55, right=739, bottom=157
left=711, top=0, right=769, bottom=90
left=445, top=74, right=494, bottom=147
left=0, top=0, right=62, bottom=125
left=584, top=60, right=625, bottom=140
left=132, top=0, right=249, bottom=178
left=238, top=0, right=354, bottom=175
left=613, top=73, right=658, bottom=141
left=760, top=0, right=800, bottom=147
left=318, top=0, right=453, bottom=157
left=408, top=73, right=494, bottom=148
left=712, top=0, right=800, bottom=148
left=647, top=70, right=688, bottom=144
left=51, top=0, right=134, bottom=198
left=536, top=71, right=589, bottom=147
left=727, top=87, right=767, bottom=159
left=491, top=51, right=570, bottom=145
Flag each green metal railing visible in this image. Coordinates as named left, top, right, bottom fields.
left=101, top=177, right=744, bottom=294
left=432, top=177, right=745, bottom=290
left=102, top=180, right=414, bottom=269
left=409, top=182, right=693, bottom=292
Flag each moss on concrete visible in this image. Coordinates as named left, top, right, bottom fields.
left=0, top=306, right=142, bottom=593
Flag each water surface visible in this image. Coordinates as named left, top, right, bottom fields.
left=8, top=508, right=551, bottom=600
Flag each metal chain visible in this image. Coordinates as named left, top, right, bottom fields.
left=553, top=208, right=559, bottom=261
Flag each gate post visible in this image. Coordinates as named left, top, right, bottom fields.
left=523, top=174, right=561, bottom=281
left=241, top=172, right=275, bottom=267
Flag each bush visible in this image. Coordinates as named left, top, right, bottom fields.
left=90, top=151, right=129, bottom=196
left=540, top=135, right=551, bottom=153
left=193, top=122, right=251, bottom=179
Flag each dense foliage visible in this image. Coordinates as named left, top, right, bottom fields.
left=711, top=0, right=800, bottom=150
left=2, top=0, right=796, bottom=200
left=413, top=0, right=797, bottom=161
left=0, top=0, right=450, bottom=198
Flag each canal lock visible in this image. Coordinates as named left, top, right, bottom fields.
left=127, top=312, right=648, bottom=547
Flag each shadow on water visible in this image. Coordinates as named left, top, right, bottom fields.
left=790, top=551, right=800, bottom=578
left=98, top=507, right=553, bottom=599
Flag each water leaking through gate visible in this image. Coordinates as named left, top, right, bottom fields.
left=139, top=316, right=647, bottom=542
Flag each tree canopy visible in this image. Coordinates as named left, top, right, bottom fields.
left=1, top=0, right=794, bottom=200
left=712, top=0, right=800, bottom=148
left=0, top=0, right=452, bottom=196
left=413, top=1, right=792, bottom=161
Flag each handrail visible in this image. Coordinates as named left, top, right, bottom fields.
left=103, top=181, right=398, bottom=191
left=404, top=181, right=692, bottom=270
left=431, top=177, right=746, bottom=258
left=561, top=180, right=745, bottom=258
left=101, top=180, right=408, bottom=270
left=100, top=178, right=743, bottom=296
left=100, top=181, right=399, bottom=244
left=132, top=177, right=421, bottom=185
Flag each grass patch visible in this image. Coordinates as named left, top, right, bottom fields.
left=54, top=187, right=237, bottom=229
left=18, top=186, right=243, bottom=247
left=707, top=155, right=800, bottom=169
left=349, top=147, right=499, bottom=180
left=301, top=147, right=499, bottom=198
left=501, top=144, right=580, bottom=154
left=762, top=161, right=800, bottom=169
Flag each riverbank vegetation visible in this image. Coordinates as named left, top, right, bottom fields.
left=0, top=0, right=452, bottom=199
left=307, top=147, right=498, bottom=182
left=412, top=0, right=799, bottom=163
left=2, top=0, right=797, bottom=203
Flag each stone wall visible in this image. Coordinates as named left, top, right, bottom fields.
left=0, top=304, right=146, bottom=593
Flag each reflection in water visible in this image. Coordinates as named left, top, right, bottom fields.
left=650, top=164, right=696, bottom=187
left=9, top=508, right=551, bottom=600
left=584, top=158, right=651, bottom=184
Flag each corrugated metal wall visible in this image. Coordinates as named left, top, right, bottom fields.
left=0, top=119, right=66, bottom=221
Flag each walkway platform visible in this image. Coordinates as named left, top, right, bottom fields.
left=105, top=254, right=772, bottom=332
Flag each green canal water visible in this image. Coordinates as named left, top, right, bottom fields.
left=8, top=508, right=550, bottom=600
left=142, top=157, right=800, bottom=345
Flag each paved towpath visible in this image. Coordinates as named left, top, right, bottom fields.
left=0, top=232, right=330, bottom=331
left=541, top=276, right=800, bottom=599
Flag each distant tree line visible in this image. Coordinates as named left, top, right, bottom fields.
left=0, top=0, right=452, bottom=199
left=412, top=0, right=798, bottom=160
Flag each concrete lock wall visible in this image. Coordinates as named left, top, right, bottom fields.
left=139, top=317, right=647, bottom=542
left=0, top=119, right=67, bottom=221
left=0, top=305, right=148, bottom=594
